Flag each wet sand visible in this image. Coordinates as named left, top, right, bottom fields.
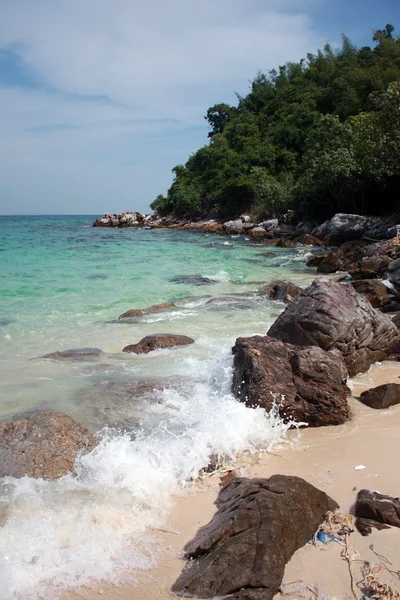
left=66, top=361, right=400, bottom=600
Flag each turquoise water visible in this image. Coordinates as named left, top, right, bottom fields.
left=0, top=215, right=316, bottom=599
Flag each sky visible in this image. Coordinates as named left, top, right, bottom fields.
left=0, top=0, right=398, bottom=215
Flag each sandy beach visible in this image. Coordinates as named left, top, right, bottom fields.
left=63, top=360, right=400, bottom=600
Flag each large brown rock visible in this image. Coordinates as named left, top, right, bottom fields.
left=258, top=280, right=302, bottom=303
left=232, top=336, right=350, bottom=426
left=350, top=279, right=389, bottom=308
left=355, top=489, right=400, bottom=535
left=123, top=333, right=195, bottom=354
left=317, top=250, right=345, bottom=274
left=118, top=302, right=176, bottom=319
left=267, top=280, right=400, bottom=376
left=172, top=475, right=338, bottom=600
left=0, top=409, right=96, bottom=480
left=346, top=256, right=390, bottom=280
left=360, top=383, right=400, bottom=409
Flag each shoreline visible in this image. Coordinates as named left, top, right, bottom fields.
left=64, top=360, right=400, bottom=600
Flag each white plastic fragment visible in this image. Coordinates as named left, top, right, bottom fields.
left=354, top=465, right=366, bottom=471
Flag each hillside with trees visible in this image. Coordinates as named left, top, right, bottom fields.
left=151, top=25, right=400, bottom=222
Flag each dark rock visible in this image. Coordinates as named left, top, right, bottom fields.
left=317, top=250, right=345, bottom=274
left=307, top=254, right=328, bottom=268
left=170, top=275, right=213, bottom=286
left=387, top=258, right=400, bottom=293
left=267, top=280, right=400, bottom=376
left=232, top=336, right=350, bottom=427
left=360, top=383, right=400, bottom=409
left=355, top=489, right=400, bottom=535
left=355, top=518, right=391, bottom=536
left=346, top=256, right=391, bottom=280
left=205, top=297, right=255, bottom=310
left=42, top=348, right=103, bottom=360
left=123, top=333, right=195, bottom=354
left=257, top=251, right=277, bottom=258
left=172, top=475, right=338, bottom=600
left=276, top=237, right=296, bottom=248
left=0, top=409, right=96, bottom=480
left=118, top=302, right=176, bottom=319
left=392, top=313, right=400, bottom=329
left=313, top=213, right=400, bottom=246
left=350, top=280, right=389, bottom=308
left=258, top=280, right=302, bottom=303
left=296, top=234, right=323, bottom=246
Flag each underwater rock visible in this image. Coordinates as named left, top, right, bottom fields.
left=118, top=302, right=176, bottom=319
left=123, top=333, right=195, bottom=354
left=41, top=348, right=103, bottom=360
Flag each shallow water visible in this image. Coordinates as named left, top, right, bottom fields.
left=0, top=215, right=317, bottom=599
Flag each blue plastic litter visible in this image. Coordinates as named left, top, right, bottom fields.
left=316, top=530, right=341, bottom=545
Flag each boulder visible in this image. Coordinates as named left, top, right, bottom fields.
left=118, top=302, right=176, bottom=319
left=359, top=383, right=400, bottom=409
left=350, top=279, right=389, bottom=308
left=259, top=218, right=279, bottom=231
left=387, top=258, right=400, bottom=292
left=307, top=253, right=328, bottom=268
left=392, top=313, right=400, bottom=329
left=297, top=233, right=323, bottom=246
left=276, top=237, right=296, bottom=248
left=267, top=280, right=400, bottom=376
left=346, top=256, right=391, bottom=280
left=258, top=280, right=302, bottom=303
left=317, top=250, right=345, bottom=274
left=232, top=336, right=350, bottom=427
left=313, top=213, right=400, bottom=246
left=223, top=219, right=245, bottom=234
left=41, top=348, right=103, bottom=361
left=123, top=333, right=195, bottom=354
left=249, top=226, right=268, bottom=239
left=355, top=489, right=400, bottom=535
left=0, top=409, right=96, bottom=480
left=172, top=475, right=338, bottom=600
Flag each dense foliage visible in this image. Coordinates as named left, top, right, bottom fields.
left=152, top=26, right=400, bottom=221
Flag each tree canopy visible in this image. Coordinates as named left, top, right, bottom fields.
left=151, top=26, right=400, bottom=221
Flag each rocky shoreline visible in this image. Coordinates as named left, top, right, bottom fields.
left=2, top=211, right=400, bottom=598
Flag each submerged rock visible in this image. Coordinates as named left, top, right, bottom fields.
left=0, top=409, right=96, bottom=480
left=118, top=302, right=176, bottom=319
left=172, top=475, right=338, bottom=600
left=355, top=489, right=400, bottom=535
left=41, top=348, right=103, bottom=361
left=360, top=383, right=400, bottom=409
left=123, top=333, right=195, bottom=354
left=267, top=280, right=400, bottom=376
left=170, top=274, right=213, bottom=286
left=258, top=280, right=302, bottom=303
left=232, top=336, right=350, bottom=427
left=276, top=237, right=296, bottom=248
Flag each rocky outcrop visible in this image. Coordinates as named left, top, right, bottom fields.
left=232, top=336, right=350, bottom=427
left=350, top=279, right=389, bottom=308
left=360, top=383, right=400, bottom=409
left=118, top=302, right=176, bottom=319
left=355, top=489, right=400, bottom=535
left=123, top=333, right=195, bottom=354
left=313, top=213, right=400, bottom=246
left=267, top=280, right=400, bottom=376
left=0, top=409, right=96, bottom=480
left=172, top=475, right=338, bottom=600
left=41, top=348, right=103, bottom=360
left=258, top=280, right=302, bottom=303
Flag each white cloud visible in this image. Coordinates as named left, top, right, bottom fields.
left=0, top=0, right=325, bottom=214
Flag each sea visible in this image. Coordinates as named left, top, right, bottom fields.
left=0, top=215, right=318, bottom=599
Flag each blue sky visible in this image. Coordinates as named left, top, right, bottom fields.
left=0, top=0, right=398, bottom=215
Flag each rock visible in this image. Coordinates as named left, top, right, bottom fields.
left=232, top=336, right=350, bottom=427
left=267, top=280, right=400, bottom=376
left=257, top=251, right=277, bottom=258
left=170, top=274, right=213, bottom=286
left=392, top=313, right=400, bottom=329
left=205, top=297, right=255, bottom=310
left=360, top=383, right=400, bottom=409
left=297, top=233, right=323, bottom=246
left=223, top=219, right=245, bottom=234
left=346, top=256, right=391, bottom=280
left=42, top=348, right=103, bottom=360
left=307, top=253, right=328, bottom=268
left=355, top=489, right=400, bottom=535
left=350, top=279, right=389, bottom=308
left=123, top=333, right=195, bottom=354
left=249, top=226, right=268, bottom=239
left=276, top=237, right=296, bottom=248
left=313, top=213, right=400, bottom=246
left=118, top=302, right=176, bottom=319
left=172, top=475, right=338, bottom=600
left=259, top=218, right=279, bottom=231
left=258, top=280, right=302, bottom=303
left=382, top=300, right=400, bottom=313
left=0, top=409, right=96, bottom=480
left=317, top=250, right=345, bottom=274
left=387, top=258, right=400, bottom=292
left=240, top=214, right=252, bottom=223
